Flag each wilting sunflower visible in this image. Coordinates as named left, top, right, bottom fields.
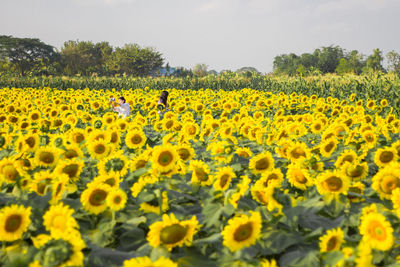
left=374, top=147, right=399, bottom=168
left=0, top=204, right=31, bottom=242
left=125, top=130, right=147, bottom=150
left=147, top=213, right=199, bottom=251
left=98, top=151, right=129, bottom=177
left=50, top=174, right=69, bottom=205
left=106, top=188, right=127, bottom=211
left=316, top=170, right=350, bottom=199
left=43, top=203, right=79, bottom=238
left=249, top=151, right=274, bottom=175
left=359, top=212, right=393, bottom=251
left=151, top=144, right=179, bottom=174
left=319, top=228, right=344, bottom=253
left=123, top=256, right=177, bottom=267
left=30, top=170, right=55, bottom=196
left=347, top=182, right=365, bottom=203
left=189, top=160, right=212, bottom=186
left=87, top=139, right=110, bottom=160
left=34, top=146, right=61, bottom=168
left=81, top=183, right=111, bottom=214
left=221, top=211, right=262, bottom=252
left=372, top=164, right=400, bottom=200
left=229, top=175, right=251, bottom=208
left=213, top=166, right=236, bottom=191
left=287, top=162, right=313, bottom=190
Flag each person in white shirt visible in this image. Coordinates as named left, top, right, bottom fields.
left=111, top=96, right=130, bottom=118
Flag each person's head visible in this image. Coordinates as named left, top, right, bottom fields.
left=118, top=96, right=126, bottom=104
left=159, top=91, right=169, bottom=105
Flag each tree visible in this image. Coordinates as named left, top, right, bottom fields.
left=193, top=64, right=208, bottom=77
left=317, top=45, right=344, bottom=73
left=106, top=44, right=163, bottom=76
left=386, top=50, right=400, bottom=73
left=364, top=48, right=384, bottom=72
left=60, top=40, right=112, bottom=75
left=273, top=53, right=299, bottom=75
left=0, top=35, right=59, bottom=76
left=335, top=58, right=353, bottom=75
left=346, top=50, right=365, bottom=74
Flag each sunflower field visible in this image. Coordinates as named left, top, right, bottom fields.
left=1, top=79, right=400, bottom=267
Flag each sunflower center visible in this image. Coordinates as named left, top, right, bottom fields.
left=25, top=137, right=36, bottom=148
left=62, top=164, right=79, bottom=178
left=135, top=160, right=147, bottom=169
left=113, top=196, right=122, bottom=204
left=74, top=133, right=84, bottom=144
left=324, top=176, right=343, bottom=192
left=255, top=158, right=270, bottom=171
left=178, top=148, right=190, bottom=161
left=326, top=237, right=338, bottom=251
left=291, top=148, right=306, bottom=159
left=379, top=151, right=394, bottom=163
left=160, top=224, right=188, bottom=244
left=195, top=167, right=208, bottom=181
left=39, top=152, right=55, bottom=164
left=104, top=178, right=116, bottom=187
left=5, top=214, right=22, bottom=232
left=131, top=135, right=142, bottom=144
left=89, top=189, right=108, bottom=206
left=158, top=151, right=173, bottom=166
left=324, top=142, right=335, bottom=153
left=368, top=220, right=387, bottom=241
left=264, top=173, right=278, bottom=186
left=233, top=222, right=253, bottom=242
left=219, top=174, right=230, bottom=188
left=341, top=155, right=355, bottom=165
left=294, top=172, right=307, bottom=184
left=64, top=150, right=78, bottom=159
left=94, top=144, right=106, bottom=154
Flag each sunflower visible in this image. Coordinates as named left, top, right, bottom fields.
left=81, top=183, right=111, bottom=214
left=62, top=144, right=84, bottom=159
left=106, top=188, right=127, bottom=211
left=249, top=151, right=274, bottom=175
left=372, top=164, right=400, bottom=200
left=123, top=256, right=177, bottom=267
left=359, top=212, right=393, bottom=251
left=87, top=139, right=110, bottom=160
left=43, top=203, right=79, bottom=237
left=0, top=158, right=25, bottom=184
left=260, top=259, right=278, bottom=267
left=68, top=128, right=86, bottom=146
left=176, top=144, right=195, bottom=162
left=319, top=228, right=344, bottom=252
left=316, top=170, right=350, bottom=199
left=257, top=168, right=284, bottom=188
left=213, top=166, right=236, bottom=191
left=221, top=211, right=262, bottom=252
left=391, top=188, right=400, bottom=218
left=151, top=144, right=179, bottom=174
left=374, top=147, right=399, bottom=168
left=50, top=174, right=69, bottom=205
left=140, top=191, right=169, bottom=215
left=287, top=162, right=313, bottom=190
left=30, top=170, right=55, bottom=196
left=235, top=147, right=253, bottom=158
left=341, top=161, right=368, bottom=181
left=182, top=122, right=199, bottom=140
left=319, top=138, right=338, bottom=158
left=0, top=205, right=31, bottom=242
left=229, top=175, right=251, bottom=208
left=54, top=159, right=84, bottom=182
left=125, top=130, right=147, bottom=150
left=93, top=174, right=121, bottom=188
left=18, top=132, right=40, bottom=152
left=286, top=141, right=311, bottom=162
left=335, top=150, right=358, bottom=168
left=189, top=160, right=212, bottom=186
left=361, top=130, right=377, bottom=148
left=147, top=213, right=199, bottom=251
left=34, top=146, right=61, bottom=168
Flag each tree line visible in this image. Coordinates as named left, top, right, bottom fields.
left=273, top=45, right=400, bottom=76
left=0, top=35, right=164, bottom=76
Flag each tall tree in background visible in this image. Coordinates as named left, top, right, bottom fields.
left=106, top=44, right=163, bottom=76
left=193, top=64, right=208, bottom=77
left=364, top=48, right=384, bottom=72
left=386, top=50, right=400, bottom=73
left=317, top=45, right=344, bottom=73
left=0, top=35, right=59, bottom=76
left=60, top=40, right=112, bottom=75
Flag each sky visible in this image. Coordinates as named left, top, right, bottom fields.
left=1, top=0, right=399, bottom=73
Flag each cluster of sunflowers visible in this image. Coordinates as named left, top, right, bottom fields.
left=0, top=85, right=400, bottom=266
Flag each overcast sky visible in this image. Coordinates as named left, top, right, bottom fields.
left=1, top=0, right=399, bottom=73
